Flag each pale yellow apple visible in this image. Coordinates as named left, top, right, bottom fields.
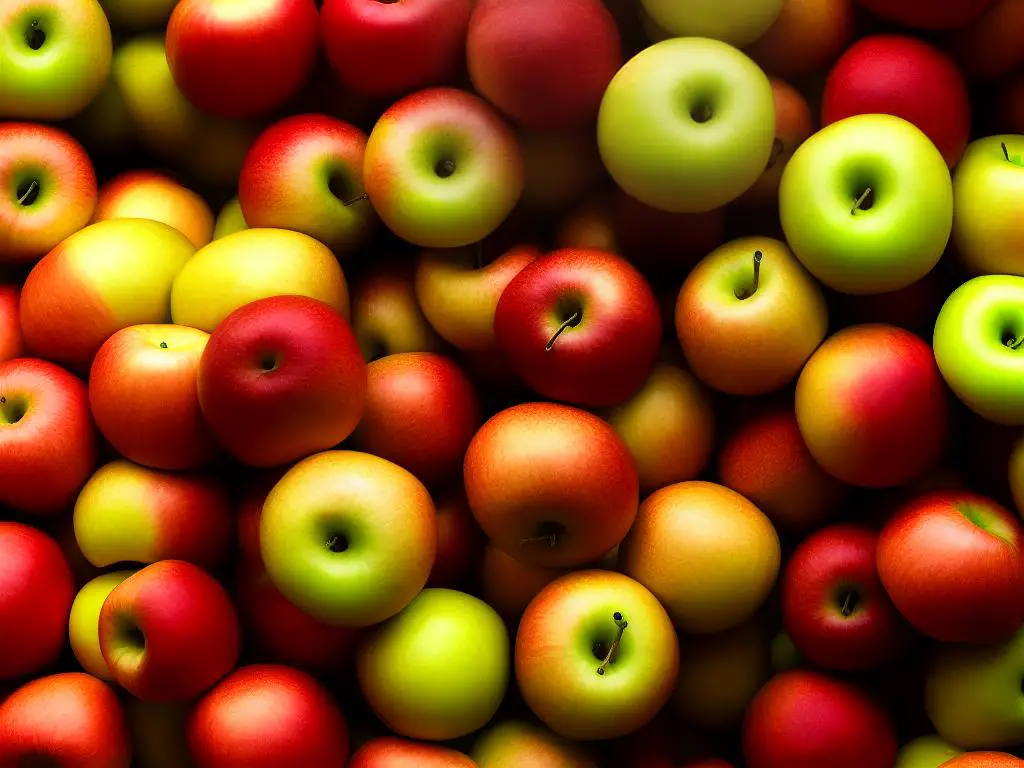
left=68, top=570, right=134, bottom=679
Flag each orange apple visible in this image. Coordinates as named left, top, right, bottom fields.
left=745, top=0, right=855, bottom=78
left=0, top=285, right=24, bottom=363
left=92, top=170, right=214, bottom=248
left=351, top=262, right=439, bottom=360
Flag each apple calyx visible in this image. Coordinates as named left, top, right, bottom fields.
left=1006, top=335, right=1024, bottom=351
left=159, top=341, right=168, bottom=349
left=435, top=158, right=457, bottom=179
left=736, top=251, right=764, bottom=300
left=16, top=179, right=40, bottom=207
left=545, top=311, right=583, bottom=351
left=596, top=612, right=628, bottom=676
left=851, top=187, right=874, bottom=215
left=342, top=192, right=369, bottom=207
left=325, top=533, right=348, bottom=553
left=1001, top=142, right=1024, bottom=167
left=26, top=20, right=45, bottom=51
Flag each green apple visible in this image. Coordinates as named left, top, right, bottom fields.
left=641, top=0, right=784, bottom=47
left=100, top=0, right=177, bottom=30
left=357, top=588, right=510, bottom=740
left=933, top=275, right=1024, bottom=425
left=472, top=719, right=598, bottom=767
left=598, top=37, right=775, bottom=213
left=895, top=735, right=963, bottom=768
left=953, top=135, right=1024, bottom=276
left=213, top=197, right=248, bottom=241
left=780, top=114, right=953, bottom=295
left=67, top=570, right=134, bottom=679
left=0, top=0, right=112, bottom=120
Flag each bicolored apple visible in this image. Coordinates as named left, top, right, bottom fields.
left=351, top=737, right=476, bottom=767
left=472, top=719, right=599, bottom=767
left=351, top=262, right=439, bottom=360
left=92, top=170, right=214, bottom=249
left=68, top=570, right=135, bottom=679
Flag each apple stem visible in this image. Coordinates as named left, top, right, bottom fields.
left=851, top=187, right=873, bottom=214
left=1003, top=142, right=1010, bottom=162
left=343, top=192, right=369, bottom=207
left=159, top=341, right=168, bottom=349
left=596, top=612, right=628, bottom=676
left=519, top=532, right=560, bottom=547
left=16, top=179, right=39, bottom=206
left=736, top=250, right=763, bottom=300
left=545, top=311, right=582, bottom=351
left=1009, top=336, right=1024, bottom=350
left=840, top=592, right=855, bottom=617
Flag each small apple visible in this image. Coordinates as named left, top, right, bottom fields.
left=213, top=196, right=248, bottom=240
left=351, top=737, right=476, bottom=767
left=472, top=719, right=599, bottom=767
left=68, top=570, right=134, bottom=680
left=895, top=735, right=963, bottom=768
left=352, top=262, right=439, bottom=360
left=641, top=0, right=783, bottom=47
left=746, top=0, right=855, bottom=78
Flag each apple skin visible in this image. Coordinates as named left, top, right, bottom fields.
left=479, top=543, right=569, bottom=624
left=746, top=0, right=855, bottom=78
left=0, top=672, right=131, bottom=768
left=187, top=664, right=350, bottom=767
left=743, top=671, right=897, bottom=768
left=675, top=236, right=828, bottom=396
left=68, top=570, right=134, bottom=680
left=429, top=492, right=485, bottom=588
left=20, top=219, right=196, bottom=372
left=351, top=737, right=476, bottom=767
left=89, top=324, right=219, bottom=471
left=822, top=35, right=971, bottom=167
left=358, top=588, right=510, bottom=741
left=260, top=450, right=437, bottom=627
left=464, top=402, right=639, bottom=568
left=495, top=248, right=661, bottom=407
left=239, top=114, right=377, bottom=255
left=165, top=0, right=319, bottom=119
left=779, top=114, right=953, bottom=295
left=416, top=244, right=539, bottom=352
left=943, top=755, right=1024, bottom=768
left=0, top=358, right=97, bottom=515
left=0, top=286, right=23, bottom=363
left=950, top=0, right=1024, bottom=80
left=364, top=87, right=524, bottom=248
left=0, top=522, right=75, bottom=679
left=0, top=122, right=96, bottom=262
left=856, top=0, right=991, bottom=29
left=472, top=719, right=598, bottom=767
left=620, top=481, right=780, bottom=634
left=92, top=170, right=214, bottom=249
left=516, top=570, right=679, bottom=740
left=99, top=559, right=240, bottom=701
left=198, top=295, right=366, bottom=468
left=895, top=736, right=963, bottom=768
left=213, top=196, right=248, bottom=240
left=73, top=460, right=233, bottom=569
left=0, top=0, right=112, bottom=120
left=322, top=0, right=471, bottom=99
left=796, top=324, right=949, bottom=487
left=878, top=491, right=1024, bottom=644
left=598, top=38, right=775, bottom=213
left=353, top=352, right=480, bottom=488
left=642, top=0, right=782, bottom=47
left=352, top=262, right=439, bottom=360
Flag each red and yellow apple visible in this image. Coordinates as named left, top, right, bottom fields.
left=91, top=170, right=214, bottom=248
left=472, top=719, right=599, bottom=767
left=351, top=262, right=439, bottom=360
left=351, top=737, right=476, bottom=767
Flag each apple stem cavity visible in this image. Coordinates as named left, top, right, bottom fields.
left=851, top=187, right=873, bottom=215
left=545, top=311, right=583, bottom=351
left=596, top=612, right=628, bottom=676
left=342, top=192, right=369, bottom=207
left=26, top=20, right=45, bottom=50
left=736, top=250, right=763, bottom=300
left=16, top=179, right=39, bottom=207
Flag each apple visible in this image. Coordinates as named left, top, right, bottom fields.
left=464, top=402, right=639, bottom=567
left=73, top=460, right=233, bottom=569
left=99, top=560, right=239, bottom=701
left=364, top=87, right=524, bottom=248
left=68, top=570, right=134, bottom=680
left=0, top=286, right=23, bottom=363
left=0, top=0, right=112, bottom=120
left=352, top=262, right=439, bottom=360
left=351, top=737, right=476, bottom=767
left=92, top=170, right=215, bottom=249
left=555, top=197, right=619, bottom=253
left=516, top=570, right=678, bottom=740
left=170, top=228, right=350, bottom=334
left=322, top=0, right=471, bottom=99
left=89, top=324, right=219, bottom=470
left=198, top=295, right=366, bottom=468
left=822, top=35, right=971, bottom=167
left=213, top=196, right=248, bottom=240
left=675, top=236, right=828, bottom=395
left=21, top=219, right=195, bottom=371
left=0, top=122, right=96, bottom=262
left=98, top=0, right=177, bottom=29
left=0, top=358, right=97, bottom=515
left=738, top=80, right=814, bottom=207
left=598, top=37, right=775, bottom=213
left=796, top=324, right=949, bottom=487
left=479, top=543, right=569, bottom=624
left=746, top=0, right=855, bottom=78
left=944, top=756, right=1024, bottom=768
left=472, top=719, right=599, bottom=767
left=0, top=672, right=131, bottom=767
left=358, top=588, right=510, bottom=740
left=495, top=248, right=661, bottom=406
left=781, top=114, right=953, bottom=294
left=261, top=450, right=436, bottom=626
left=895, top=736, right=963, bottom=768
left=743, top=671, right=897, bottom=768
left=416, top=244, right=539, bottom=351
left=857, top=0, right=992, bottom=29
left=878, top=490, right=1024, bottom=644
left=520, top=129, right=605, bottom=211
left=0, top=522, right=74, bottom=679
left=188, top=664, right=350, bottom=766
left=641, top=0, right=782, bottom=46
left=620, top=481, right=780, bottom=634
left=950, top=0, right=1024, bottom=80
left=429, top=492, right=485, bottom=588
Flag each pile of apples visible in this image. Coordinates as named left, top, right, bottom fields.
left=5, top=0, right=1024, bottom=765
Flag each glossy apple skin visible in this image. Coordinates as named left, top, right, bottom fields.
left=495, top=248, right=661, bottom=407
left=856, top=0, right=990, bottom=29
left=89, top=324, right=219, bottom=470
left=239, top=114, right=376, bottom=255
left=351, top=737, right=476, bottom=767
left=21, top=219, right=196, bottom=371
left=188, top=664, right=349, bottom=767
left=352, top=263, right=438, bottom=360
left=746, top=0, right=855, bottom=78
left=165, top=0, right=319, bottom=119
left=643, top=0, right=782, bottom=46
left=92, top=170, right=214, bottom=248
left=479, top=543, right=569, bottom=624
left=99, top=560, right=240, bottom=701
left=620, top=481, right=780, bottom=634
left=950, top=0, right=1024, bottom=80
left=0, top=286, right=23, bottom=363
left=0, top=673, right=131, bottom=767
left=472, top=719, right=598, bottom=767
left=0, top=123, right=96, bottom=262
left=878, top=491, right=1024, bottom=644
left=516, top=570, right=679, bottom=740
left=199, top=295, right=366, bottom=468
left=796, top=325, right=948, bottom=487
left=675, top=237, right=828, bottom=396
left=0, top=523, right=74, bottom=679
left=68, top=570, right=134, bottom=679
left=464, top=402, right=639, bottom=567
left=322, top=0, right=471, bottom=99
left=73, top=460, right=233, bottom=569
left=364, top=87, right=524, bottom=248
left=822, top=35, right=971, bottom=167
left=738, top=80, right=814, bottom=207
left=943, top=755, right=1024, bottom=768
left=0, top=358, right=97, bottom=515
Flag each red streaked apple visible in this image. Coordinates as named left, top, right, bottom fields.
left=68, top=570, right=134, bottom=679
left=472, top=719, right=599, bottom=767
left=0, top=285, right=23, bottom=363
left=746, top=0, right=855, bottom=79
left=92, top=170, right=214, bottom=248
left=351, top=737, right=476, bottom=767
left=351, top=262, right=439, bottom=360
left=479, top=543, right=569, bottom=625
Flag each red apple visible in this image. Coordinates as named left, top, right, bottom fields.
left=611, top=190, right=726, bottom=273
left=743, top=671, right=898, bottom=768
left=0, top=358, right=97, bottom=515
left=165, top=0, right=320, bottom=119
left=495, top=248, right=661, bottom=407
left=187, top=664, right=349, bottom=767
left=0, top=285, right=23, bottom=364
left=198, top=295, right=367, bottom=468
left=429, top=492, right=485, bottom=588
left=351, top=737, right=476, bottom=767
left=855, top=0, right=991, bottom=29
left=877, top=491, right=1024, bottom=644
left=0, top=523, right=75, bottom=679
